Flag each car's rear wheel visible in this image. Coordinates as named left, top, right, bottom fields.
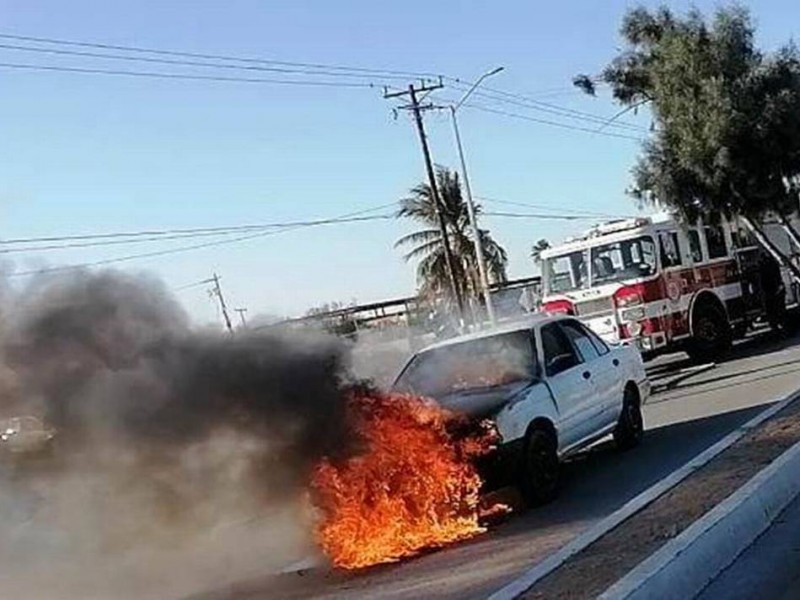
left=614, top=385, right=643, bottom=451
left=518, top=427, right=559, bottom=506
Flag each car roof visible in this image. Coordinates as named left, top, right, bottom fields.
left=417, top=313, right=566, bottom=354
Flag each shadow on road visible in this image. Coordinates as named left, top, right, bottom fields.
left=647, top=328, right=800, bottom=379
left=505, top=403, right=766, bottom=531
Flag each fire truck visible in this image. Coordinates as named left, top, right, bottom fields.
left=539, top=213, right=800, bottom=360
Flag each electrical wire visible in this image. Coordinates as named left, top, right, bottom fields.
left=0, top=33, right=651, bottom=137
left=0, top=61, right=377, bottom=87
left=0, top=32, right=443, bottom=79
left=479, top=196, right=633, bottom=219
left=173, top=278, right=215, bottom=292
left=460, top=102, right=644, bottom=141
left=0, top=215, right=397, bottom=254
left=0, top=205, right=398, bottom=248
left=6, top=204, right=396, bottom=277
left=484, top=211, right=607, bottom=220
left=462, top=87, right=646, bottom=133
left=0, top=42, right=417, bottom=81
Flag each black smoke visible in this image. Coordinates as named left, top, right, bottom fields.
left=0, top=270, right=356, bottom=499
left=0, top=269, right=372, bottom=600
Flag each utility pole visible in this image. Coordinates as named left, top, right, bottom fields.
left=450, top=106, right=495, bottom=324
left=211, top=273, right=234, bottom=334
left=385, top=80, right=465, bottom=322
left=449, top=66, right=505, bottom=325
left=234, top=307, right=248, bottom=328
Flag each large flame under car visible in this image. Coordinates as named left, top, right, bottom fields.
left=310, top=389, right=501, bottom=570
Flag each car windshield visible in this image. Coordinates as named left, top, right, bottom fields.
left=544, top=235, right=656, bottom=293
left=394, top=330, right=535, bottom=399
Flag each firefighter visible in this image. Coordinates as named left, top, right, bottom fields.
left=759, top=251, right=786, bottom=333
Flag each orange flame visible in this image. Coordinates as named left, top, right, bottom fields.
left=310, top=389, right=499, bottom=570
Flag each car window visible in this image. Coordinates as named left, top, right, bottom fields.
left=574, top=321, right=610, bottom=356
left=541, top=323, right=580, bottom=376
left=559, top=320, right=601, bottom=362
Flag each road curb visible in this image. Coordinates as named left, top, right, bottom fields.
left=486, top=390, right=799, bottom=600
left=599, top=438, right=800, bottom=600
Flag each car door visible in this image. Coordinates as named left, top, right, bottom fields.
left=559, top=319, right=619, bottom=430
left=538, top=322, right=595, bottom=450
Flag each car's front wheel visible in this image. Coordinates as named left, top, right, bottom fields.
left=614, top=385, right=643, bottom=450
left=518, top=427, right=559, bottom=507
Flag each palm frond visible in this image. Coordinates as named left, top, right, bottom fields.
left=393, top=228, right=441, bottom=249
left=402, top=239, right=443, bottom=262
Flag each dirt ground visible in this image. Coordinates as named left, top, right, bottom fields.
left=521, top=399, right=800, bottom=600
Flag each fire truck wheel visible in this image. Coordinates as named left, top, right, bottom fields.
left=614, top=385, right=643, bottom=451
left=519, top=427, right=559, bottom=507
left=687, top=304, right=731, bottom=362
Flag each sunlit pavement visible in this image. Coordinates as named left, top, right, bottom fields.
left=696, top=493, right=800, bottom=600
left=204, top=329, right=800, bottom=599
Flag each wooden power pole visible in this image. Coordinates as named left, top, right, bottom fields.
left=211, top=273, right=234, bottom=334
left=385, top=80, right=465, bottom=322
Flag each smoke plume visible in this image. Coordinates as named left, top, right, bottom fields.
left=0, top=269, right=357, bottom=599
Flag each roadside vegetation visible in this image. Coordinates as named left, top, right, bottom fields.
left=395, top=166, right=508, bottom=307
left=575, top=5, right=800, bottom=278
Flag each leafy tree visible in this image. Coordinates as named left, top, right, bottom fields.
left=395, top=166, right=508, bottom=303
left=530, top=238, right=551, bottom=263
left=575, top=6, right=800, bottom=276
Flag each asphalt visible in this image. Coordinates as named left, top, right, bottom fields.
left=696, top=493, right=800, bottom=600
left=205, top=330, right=800, bottom=600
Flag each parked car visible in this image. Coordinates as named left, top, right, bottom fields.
left=0, top=415, right=56, bottom=456
left=392, top=314, right=650, bottom=505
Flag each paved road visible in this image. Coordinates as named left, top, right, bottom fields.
left=206, top=331, right=800, bottom=600
left=696, top=492, right=800, bottom=600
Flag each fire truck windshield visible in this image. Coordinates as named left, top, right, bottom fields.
left=544, top=251, right=589, bottom=293
left=590, top=235, right=657, bottom=285
left=544, top=235, right=656, bottom=293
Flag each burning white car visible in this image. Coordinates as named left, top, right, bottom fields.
left=393, top=314, right=649, bottom=505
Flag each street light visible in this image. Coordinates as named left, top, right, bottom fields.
left=450, top=66, right=504, bottom=325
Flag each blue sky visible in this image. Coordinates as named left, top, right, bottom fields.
left=0, top=0, right=797, bottom=325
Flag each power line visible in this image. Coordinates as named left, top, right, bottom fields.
left=465, top=87, right=646, bottom=133
left=0, top=61, right=377, bottom=87
left=478, top=196, right=632, bottom=219
left=173, top=278, right=215, bottom=292
left=484, top=211, right=610, bottom=221
left=459, top=102, right=644, bottom=141
left=0, top=42, right=415, bottom=81
left=426, top=89, right=645, bottom=141
left=0, top=215, right=395, bottom=254
left=7, top=204, right=396, bottom=278
left=0, top=32, right=443, bottom=80
left=445, top=77, right=647, bottom=133
left=0, top=207, right=397, bottom=249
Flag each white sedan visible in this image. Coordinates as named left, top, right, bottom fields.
left=393, top=313, right=650, bottom=505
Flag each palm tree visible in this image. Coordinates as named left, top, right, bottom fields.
left=395, top=166, right=508, bottom=304
left=530, top=239, right=551, bottom=263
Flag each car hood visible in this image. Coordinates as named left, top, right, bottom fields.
left=435, top=380, right=533, bottom=419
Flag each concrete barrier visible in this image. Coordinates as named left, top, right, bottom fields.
left=599, top=438, right=800, bottom=600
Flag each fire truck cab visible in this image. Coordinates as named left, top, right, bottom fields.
left=539, top=214, right=799, bottom=359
